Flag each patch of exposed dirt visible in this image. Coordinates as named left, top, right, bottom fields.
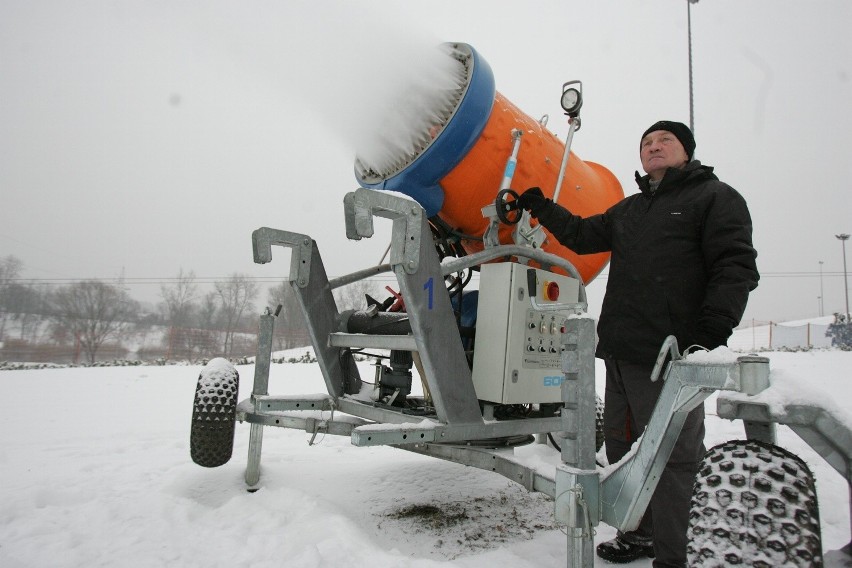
left=376, top=487, right=558, bottom=559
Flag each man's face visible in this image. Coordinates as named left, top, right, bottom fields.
left=640, top=130, right=689, bottom=181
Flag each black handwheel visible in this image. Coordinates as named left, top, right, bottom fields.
left=190, top=358, right=240, bottom=468
left=495, top=188, right=521, bottom=225
left=687, top=439, right=823, bottom=567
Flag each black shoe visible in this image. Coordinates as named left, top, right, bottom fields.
left=596, top=532, right=655, bottom=564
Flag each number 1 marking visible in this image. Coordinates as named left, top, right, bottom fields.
left=424, top=277, right=434, bottom=310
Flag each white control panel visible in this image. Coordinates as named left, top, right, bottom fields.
left=471, top=262, right=580, bottom=404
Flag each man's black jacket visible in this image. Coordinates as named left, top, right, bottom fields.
left=534, top=160, right=759, bottom=364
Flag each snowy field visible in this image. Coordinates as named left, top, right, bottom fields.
left=1, top=346, right=850, bottom=567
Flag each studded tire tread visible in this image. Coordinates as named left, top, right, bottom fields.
left=190, top=358, right=240, bottom=468
left=687, top=439, right=822, bottom=567
left=595, top=393, right=604, bottom=453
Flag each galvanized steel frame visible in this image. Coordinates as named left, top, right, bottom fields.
left=236, top=190, right=829, bottom=567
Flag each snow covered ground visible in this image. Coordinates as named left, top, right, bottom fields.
left=1, top=343, right=850, bottom=567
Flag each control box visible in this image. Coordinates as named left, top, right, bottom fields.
left=471, top=262, right=580, bottom=404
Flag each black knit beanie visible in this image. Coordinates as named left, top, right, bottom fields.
left=641, top=120, right=695, bottom=159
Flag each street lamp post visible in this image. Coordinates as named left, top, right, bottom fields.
left=837, top=234, right=850, bottom=320
left=687, top=0, right=699, bottom=134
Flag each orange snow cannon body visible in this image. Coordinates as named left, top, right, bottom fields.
left=354, top=43, right=623, bottom=284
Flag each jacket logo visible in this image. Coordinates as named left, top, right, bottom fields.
left=670, top=212, right=682, bottom=215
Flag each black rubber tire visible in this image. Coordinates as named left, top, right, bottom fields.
left=190, top=358, right=240, bottom=468
left=687, top=439, right=823, bottom=567
left=594, top=394, right=604, bottom=453
left=546, top=395, right=604, bottom=454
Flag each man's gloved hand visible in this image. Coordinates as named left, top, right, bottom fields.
left=516, top=187, right=550, bottom=218
left=693, top=318, right=732, bottom=351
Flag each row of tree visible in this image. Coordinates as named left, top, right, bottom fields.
left=0, top=255, right=383, bottom=364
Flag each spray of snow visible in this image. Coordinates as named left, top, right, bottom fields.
left=350, top=43, right=467, bottom=178
left=270, top=5, right=468, bottom=180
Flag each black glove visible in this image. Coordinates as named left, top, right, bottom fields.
left=516, top=187, right=550, bottom=218
left=693, top=318, right=732, bottom=350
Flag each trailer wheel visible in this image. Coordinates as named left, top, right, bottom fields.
left=190, top=358, right=240, bottom=468
left=687, top=439, right=823, bottom=567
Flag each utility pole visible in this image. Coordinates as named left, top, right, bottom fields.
left=819, top=260, right=824, bottom=317
left=837, top=234, right=850, bottom=320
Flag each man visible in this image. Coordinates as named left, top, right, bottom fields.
left=517, top=121, right=759, bottom=567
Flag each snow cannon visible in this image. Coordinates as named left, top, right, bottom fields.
left=354, top=42, right=624, bottom=284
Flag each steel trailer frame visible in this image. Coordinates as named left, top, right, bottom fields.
left=235, top=187, right=851, bottom=565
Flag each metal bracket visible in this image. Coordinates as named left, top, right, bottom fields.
left=600, top=355, right=771, bottom=532
left=251, top=395, right=335, bottom=413
left=555, top=466, right=600, bottom=527
left=512, top=211, right=547, bottom=251
left=717, top=393, right=852, bottom=482
left=343, top=191, right=374, bottom=240
left=352, top=423, right=438, bottom=446
left=480, top=202, right=501, bottom=248
left=350, top=414, right=564, bottom=447
left=251, top=227, right=313, bottom=288
left=343, top=188, right=423, bottom=274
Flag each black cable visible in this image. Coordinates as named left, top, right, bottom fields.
left=548, top=432, right=562, bottom=452
left=547, top=432, right=605, bottom=467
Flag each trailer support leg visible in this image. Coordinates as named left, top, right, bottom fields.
left=245, top=310, right=276, bottom=488
left=245, top=424, right=264, bottom=488
left=557, top=316, right=598, bottom=567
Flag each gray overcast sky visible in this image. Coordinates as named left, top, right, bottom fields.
left=1, top=0, right=850, bottom=324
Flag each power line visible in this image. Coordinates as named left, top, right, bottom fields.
left=7, top=270, right=848, bottom=287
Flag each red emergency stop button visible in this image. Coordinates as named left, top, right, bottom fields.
left=544, top=281, right=560, bottom=301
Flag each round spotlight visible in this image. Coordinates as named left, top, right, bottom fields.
left=561, top=87, right=582, bottom=115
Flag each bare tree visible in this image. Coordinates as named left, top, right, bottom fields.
left=8, top=282, right=49, bottom=341
left=333, top=278, right=387, bottom=311
left=185, top=291, right=222, bottom=362
left=52, top=280, right=138, bottom=364
left=0, top=255, right=24, bottom=340
left=214, top=273, right=258, bottom=357
left=197, top=291, right=219, bottom=330
left=267, top=281, right=310, bottom=350
left=159, top=269, right=197, bottom=359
